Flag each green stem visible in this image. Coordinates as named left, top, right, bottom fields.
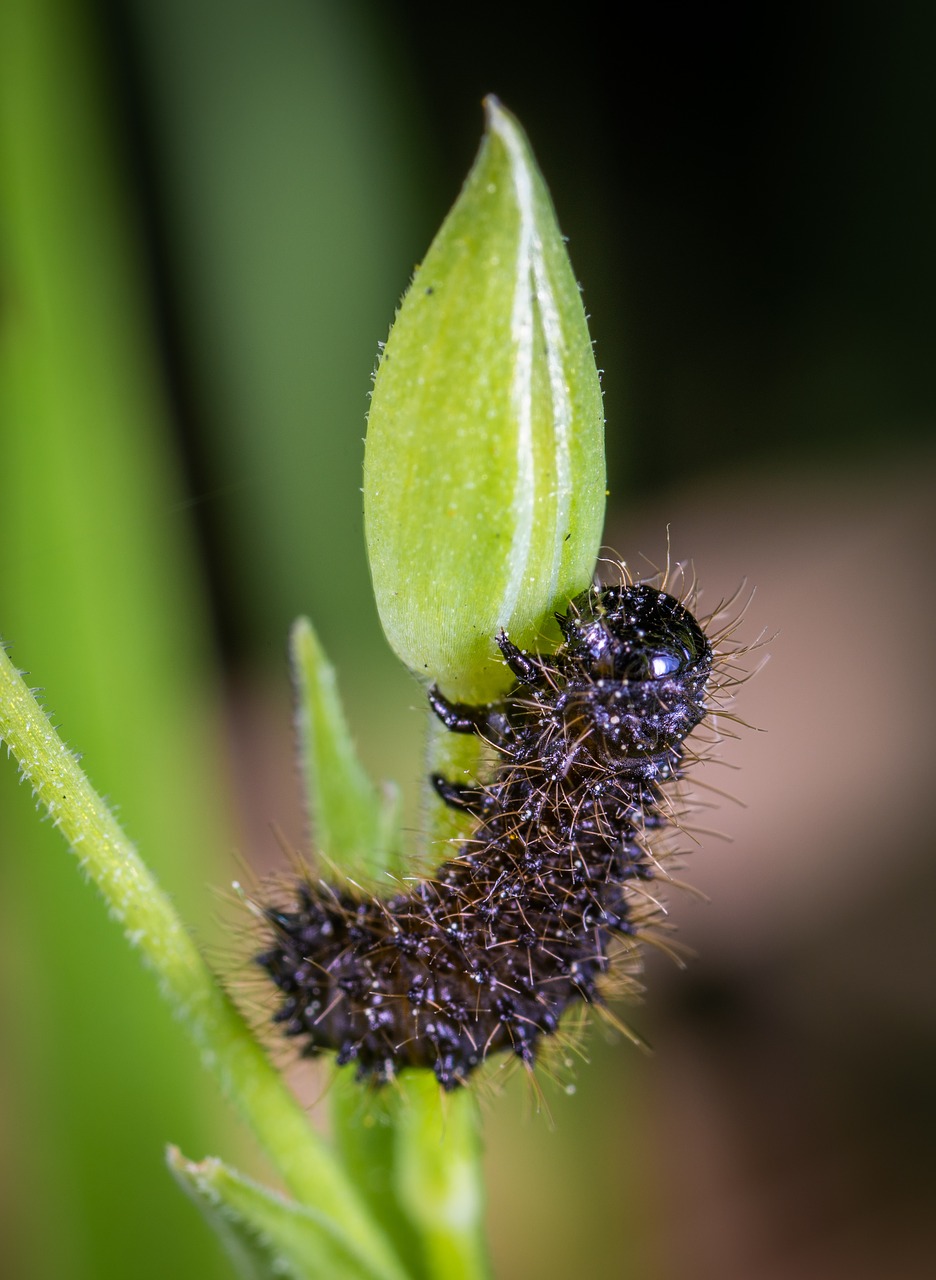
left=0, top=644, right=408, bottom=1280
left=398, top=727, right=493, bottom=1279
left=395, top=1074, right=492, bottom=1280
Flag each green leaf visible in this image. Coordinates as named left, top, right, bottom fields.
left=290, top=616, right=402, bottom=879
left=365, top=97, right=605, bottom=704
left=0, top=648, right=408, bottom=1280
left=167, top=1148, right=382, bottom=1280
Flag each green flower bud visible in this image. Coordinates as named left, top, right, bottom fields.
left=365, top=98, right=605, bottom=704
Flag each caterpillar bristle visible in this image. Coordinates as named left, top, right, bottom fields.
left=253, top=572, right=747, bottom=1090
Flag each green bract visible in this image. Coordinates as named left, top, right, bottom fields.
left=290, top=617, right=402, bottom=881
left=365, top=98, right=605, bottom=704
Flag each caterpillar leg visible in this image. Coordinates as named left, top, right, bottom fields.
left=431, top=773, right=490, bottom=816
left=427, top=685, right=487, bottom=733
left=496, top=632, right=540, bottom=683
left=427, top=686, right=512, bottom=746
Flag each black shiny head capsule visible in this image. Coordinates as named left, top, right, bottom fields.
left=556, top=585, right=713, bottom=770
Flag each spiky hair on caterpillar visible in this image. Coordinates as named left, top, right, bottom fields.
left=254, top=574, right=740, bottom=1090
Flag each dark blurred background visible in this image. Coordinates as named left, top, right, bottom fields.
left=1, top=1, right=934, bottom=1277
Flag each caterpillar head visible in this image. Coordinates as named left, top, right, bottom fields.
left=556, top=584, right=713, bottom=775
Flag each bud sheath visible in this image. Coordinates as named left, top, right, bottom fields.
left=365, top=99, right=605, bottom=703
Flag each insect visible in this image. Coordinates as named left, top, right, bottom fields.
left=256, top=576, right=726, bottom=1089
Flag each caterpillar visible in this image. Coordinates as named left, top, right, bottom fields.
left=256, top=576, right=727, bottom=1089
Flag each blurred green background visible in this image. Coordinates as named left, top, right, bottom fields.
left=1, top=1, right=934, bottom=1277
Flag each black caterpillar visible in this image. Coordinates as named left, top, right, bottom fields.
left=256, top=580, right=716, bottom=1089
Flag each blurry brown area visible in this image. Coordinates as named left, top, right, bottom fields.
left=226, top=454, right=936, bottom=1279
left=622, top=457, right=936, bottom=1280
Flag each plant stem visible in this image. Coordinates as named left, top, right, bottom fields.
left=0, top=644, right=408, bottom=1280
left=395, top=1074, right=492, bottom=1280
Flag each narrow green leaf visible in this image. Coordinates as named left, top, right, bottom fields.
left=167, top=1148, right=380, bottom=1280
left=365, top=97, right=605, bottom=704
left=0, top=648, right=409, bottom=1280
left=290, top=616, right=402, bottom=879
